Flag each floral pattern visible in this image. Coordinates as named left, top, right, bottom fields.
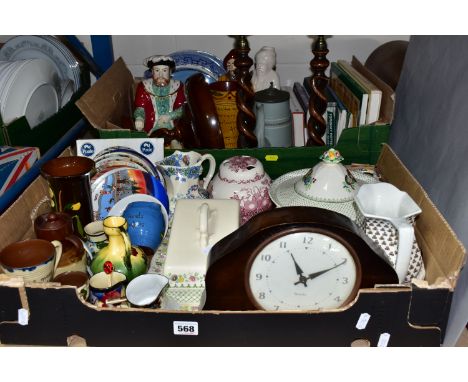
left=320, top=148, right=344, bottom=164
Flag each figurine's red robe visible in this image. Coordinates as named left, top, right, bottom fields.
left=134, top=78, right=186, bottom=134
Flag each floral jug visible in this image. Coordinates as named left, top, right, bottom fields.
left=156, top=150, right=216, bottom=213
left=90, top=216, right=147, bottom=282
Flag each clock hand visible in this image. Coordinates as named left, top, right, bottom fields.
left=306, top=259, right=347, bottom=282
left=291, top=254, right=309, bottom=287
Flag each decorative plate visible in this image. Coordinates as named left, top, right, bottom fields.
left=94, top=146, right=162, bottom=179
left=92, top=168, right=169, bottom=220
left=144, top=50, right=226, bottom=84
left=269, top=168, right=379, bottom=221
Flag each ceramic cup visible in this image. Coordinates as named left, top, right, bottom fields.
left=83, top=220, right=108, bottom=259
left=0, top=239, right=62, bottom=282
left=88, top=271, right=127, bottom=306
left=41, top=156, right=95, bottom=239
left=52, top=271, right=89, bottom=300
left=122, top=201, right=166, bottom=253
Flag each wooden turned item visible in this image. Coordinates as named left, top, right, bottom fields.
left=234, top=35, right=257, bottom=148
left=306, top=35, right=330, bottom=146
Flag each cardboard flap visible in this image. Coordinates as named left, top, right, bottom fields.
left=75, top=57, right=135, bottom=130
left=351, top=56, right=395, bottom=124
left=377, top=144, right=466, bottom=286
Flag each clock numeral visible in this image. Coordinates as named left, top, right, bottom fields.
left=342, top=277, right=349, bottom=284
left=259, top=292, right=266, bottom=300
left=279, top=241, right=287, bottom=249
left=334, top=296, right=342, bottom=302
left=273, top=305, right=280, bottom=311
left=303, top=237, right=313, bottom=244
left=256, top=273, right=263, bottom=281
left=261, top=254, right=271, bottom=261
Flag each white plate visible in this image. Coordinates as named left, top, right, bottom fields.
left=0, top=58, right=59, bottom=128
left=109, top=194, right=169, bottom=239
left=0, top=35, right=79, bottom=91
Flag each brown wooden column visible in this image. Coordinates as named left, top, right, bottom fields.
left=306, top=35, right=329, bottom=146
left=234, top=35, right=257, bottom=148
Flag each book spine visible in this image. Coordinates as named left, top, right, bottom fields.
left=330, top=62, right=368, bottom=126
left=293, top=82, right=309, bottom=113
left=282, top=86, right=305, bottom=147
left=325, top=102, right=337, bottom=147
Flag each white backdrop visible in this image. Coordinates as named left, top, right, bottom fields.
left=71, top=35, right=409, bottom=85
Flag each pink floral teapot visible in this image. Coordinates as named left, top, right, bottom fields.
left=208, top=155, right=272, bottom=224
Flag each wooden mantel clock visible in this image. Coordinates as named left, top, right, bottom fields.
left=204, top=207, right=398, bottom=311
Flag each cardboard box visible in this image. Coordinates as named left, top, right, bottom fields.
left=75, top=57, right=146, bottom=139
left=0, top=142, right=465, bottom=346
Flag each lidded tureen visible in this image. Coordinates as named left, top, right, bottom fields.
left=294, top=149, right=358, bottom=202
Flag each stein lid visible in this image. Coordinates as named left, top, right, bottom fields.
left=254, top=83, right=289, bottom=103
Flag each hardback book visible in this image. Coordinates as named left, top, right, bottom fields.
left=337, top=59, right=382, bottom=125
left=326, top=85, right=350, bottom=144
left=330, top=62, right=368, bottom=126
left=282, top=86, right=305, bottom=147
left=293, top=82, right=309, bottom=114
left=351, top=56, right=395, bottom=124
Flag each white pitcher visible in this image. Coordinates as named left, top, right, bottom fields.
left=156, top=150, right=216, bottom=213
left=355, top=182, right=422, bottom=283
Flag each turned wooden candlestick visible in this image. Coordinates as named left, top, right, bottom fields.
left=234, top=35, right=257, bottom=148
left=306, top=35, right=330, bottom=146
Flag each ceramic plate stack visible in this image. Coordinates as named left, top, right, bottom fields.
left=0, top=35, right=81, bottom=108
left=0, top=58, right=59, bottom=128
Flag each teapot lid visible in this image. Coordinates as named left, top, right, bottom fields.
left=254, top=83, right=289, bottom=103
left=34, top=212, right=72, bottom=231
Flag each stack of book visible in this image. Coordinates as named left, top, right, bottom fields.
left=296, top=56, right=394, bottom=147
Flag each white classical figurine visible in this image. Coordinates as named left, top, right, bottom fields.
left=251, top=46, right=280, bottom=92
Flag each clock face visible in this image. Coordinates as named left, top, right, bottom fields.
left=247, top=229, right=360, bottom=311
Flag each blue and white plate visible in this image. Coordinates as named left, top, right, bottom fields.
left=144, top=50, right=226, bottom=84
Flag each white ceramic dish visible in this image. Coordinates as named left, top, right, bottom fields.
left=125, top=273, right=169, bottom=307
left=108, top=194, right=169, bottom=239
left=0, top=35, right=80, bottom=91
left=0, top=58, right=59, bottom=128
left=269, top=169, right=378, bottom=221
